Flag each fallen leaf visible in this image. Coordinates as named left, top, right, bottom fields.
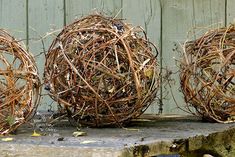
left=1, top=137, right=13, bottom=142
left=31, top=130, right=41, bottom=137
left=123, top=128, right=140, bottom=131
left=80, top=140, right=96, bottom=144
left=72, top=131, right=87, bottom=137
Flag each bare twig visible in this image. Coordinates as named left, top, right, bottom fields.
left=44, top=14, right=160, bottom=127
left=180, top=24, right=235, bottom=123
left=0, top=29, right=41, bottom=134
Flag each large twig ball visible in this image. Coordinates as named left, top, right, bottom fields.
left=0, top=29, right=41, bottom=134
left=44, top=14, right=160, bottom=127
left=180, top=25, right=235, bottom=123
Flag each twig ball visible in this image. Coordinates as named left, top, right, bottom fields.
left=0, top=29, right=41, bottom=134
left=180, top=25, right=235, bottom=123
left=44, top=14, right=159, bottom=127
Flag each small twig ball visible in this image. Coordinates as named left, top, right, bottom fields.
left=44, top=14, right=160, bottom=127
left=0, top=29, right=41, bottom=134
left=180, top=25, right=235, bottom=123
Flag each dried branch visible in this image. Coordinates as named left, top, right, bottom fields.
left=44, top=14, right=160, bottom=127
left=0, top=29, right=41, bottom=134
left=180, top=25, right=235, bottom=123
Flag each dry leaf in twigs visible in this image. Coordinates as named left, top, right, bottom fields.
left=144, top=68, right=154, bottom=79
left=108, top=86, right=115, bottom=93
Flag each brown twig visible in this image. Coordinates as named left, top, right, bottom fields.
left=180, top=24, right=235, bottom=123
left=0, top=29, right=41, bottom=134
left=44, top=14, right=160, bottom=127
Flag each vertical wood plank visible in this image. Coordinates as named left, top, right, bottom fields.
left=123, top=0, right=161, bottom=113
left=66, top=0, right=122, bottom=24
left=0, top=0, right=26, bottom=40
left=28, top=0, right=64, bottom=111
left=193, top=0, right=225, bottom=26
left=161, top=0, right=194, bottom=114
left=193, top=0, right=225, bottom=38
left=66, top=0, right=93, bottom=24
left=91, top=0, right=123, bottom=17
left=161, top=0, right=225, bottom=114
left=226, top=0, right=235, bottom=25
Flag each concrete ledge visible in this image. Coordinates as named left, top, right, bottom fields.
left=0, top=144, right=123, bottom=157
left=0, top=115, right=235, bottom=157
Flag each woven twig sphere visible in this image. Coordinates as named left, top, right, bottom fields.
left=44, top=14, right=159, bottom=127
left=0, top=29, right=41, bottom=134
left=180, top=25, right=235, bottom=123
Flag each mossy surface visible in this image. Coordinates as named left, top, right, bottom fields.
left=177, top=128, right=235, bottom=157
left=121, top=127, right=235, bottom=157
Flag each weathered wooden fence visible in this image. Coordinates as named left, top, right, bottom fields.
left=0, top=0, right=234, bottom=114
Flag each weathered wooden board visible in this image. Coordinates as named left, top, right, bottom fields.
left=193, top=0, right=225, bottom=38
left=66, top=0, right=122, bottom=24
left=28, top=0, right=64, bottom=110
left=227, top=0, right=235, bottom=25
left=123, top=0, right=161, bottom=113
left=65, top=0, right=93, bottom=24
left=91, top=0, right=123, bottom=17
left=161, top=0, right=225, bottom=114
left=0, top=0, right=26, bottom=40
left=161, top=0, right=194, bottom=114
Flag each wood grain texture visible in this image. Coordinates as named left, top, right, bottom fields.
left=91, top=0, right=123, bottom=17
left=28, top=0, right=64, bottom=110
left=66, top=0, right=122, bottom=24
left=161, top=0, right=226, bottom=114
left=123, top=0, right=161, bottom=49
left=192, top=0, right=225, bottom=38
left=226, top=0, right=235, bottom=25
left=0, top=0, right=26, bottom=40
left=161, top=0, right=194, bottom=114
left=66, top=0, right=93, bottom=24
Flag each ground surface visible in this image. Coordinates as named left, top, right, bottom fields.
left=0, top=114, right=235, bottom=157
